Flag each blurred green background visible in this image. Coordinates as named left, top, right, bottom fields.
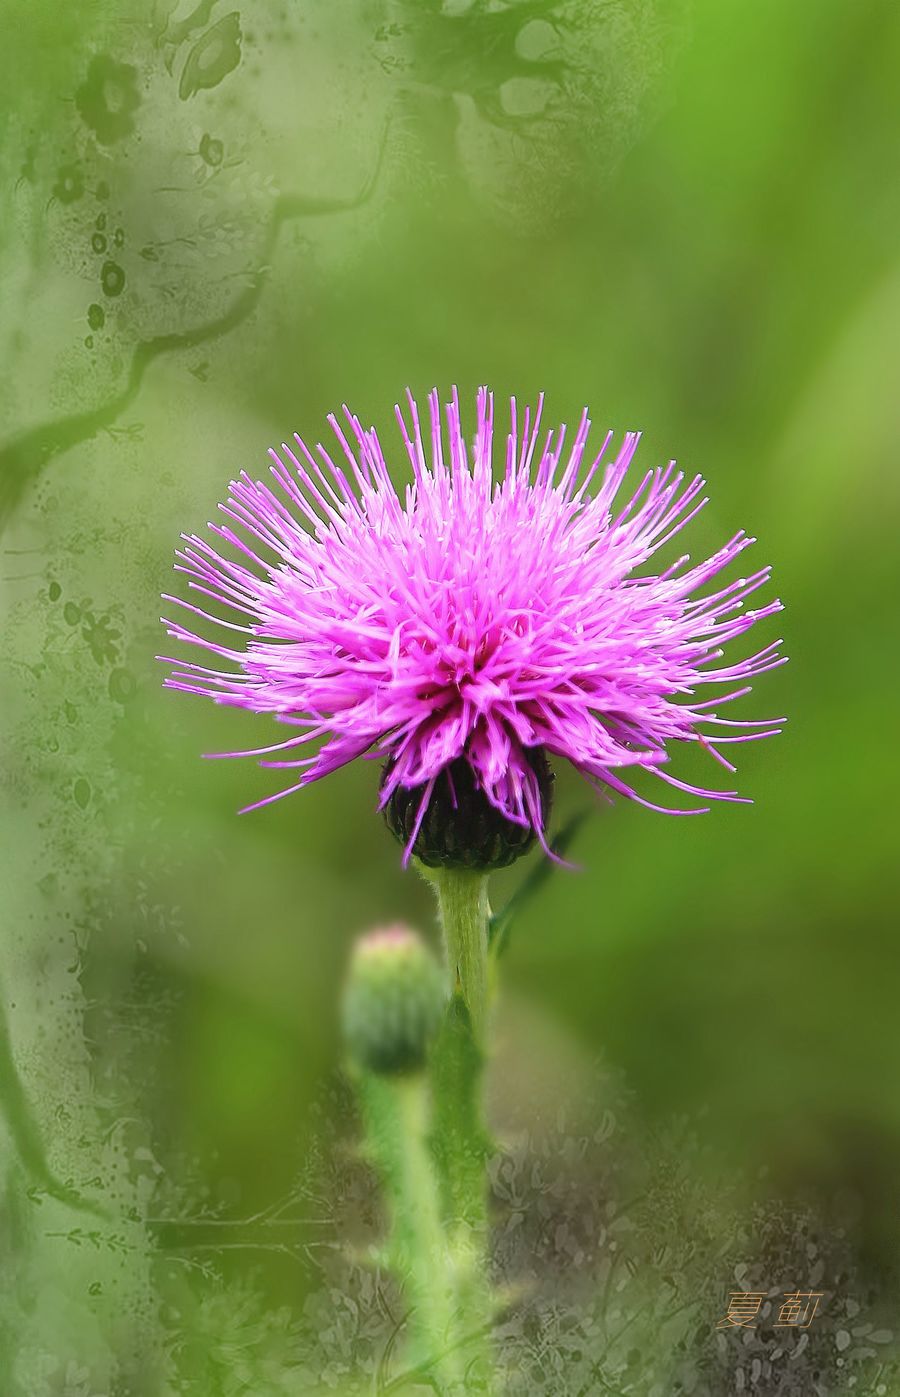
left=1, top=0, right=899, bottom=1393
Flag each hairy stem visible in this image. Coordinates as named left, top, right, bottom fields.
left=425, top=867, right=495, bottom=1392
left=429, top=868, right=491, bottom=1041
left=360, top=1073, right=461, bottom=1386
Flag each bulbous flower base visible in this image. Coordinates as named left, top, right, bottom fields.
left=382, top=748, right=554, bottom=871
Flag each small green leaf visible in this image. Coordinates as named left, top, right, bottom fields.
left=428, top=995, right=492, bottom=1229
left=488, top=809, right=588, bottom=958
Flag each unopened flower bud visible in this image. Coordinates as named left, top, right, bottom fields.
left=343, top=926, right=446, bottom=1076
left=382, top=749, right=554, bottom=872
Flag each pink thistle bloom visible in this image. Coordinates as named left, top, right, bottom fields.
left=162, top=388, right=785, bottom=863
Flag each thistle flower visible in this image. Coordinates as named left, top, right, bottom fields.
left=162, top=388, right=784, bottom=865
left=343, top=926, right=446, bottom=1076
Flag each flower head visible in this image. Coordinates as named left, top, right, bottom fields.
left=163, top=388, right=784, bottom=863
left=343, top=925, right=446, bottom=1076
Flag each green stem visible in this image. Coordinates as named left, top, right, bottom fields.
left=360, top=1073, right=461, bottom=1387
left=428, top=868, right=491, bottom=1041
left=424, top=868, right=495, bottom=1393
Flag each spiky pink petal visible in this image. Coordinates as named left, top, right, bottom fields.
left=162, top=388, right=785, bottom=842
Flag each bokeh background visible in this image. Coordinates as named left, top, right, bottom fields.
left=1, top=1, right=899, bottom=1393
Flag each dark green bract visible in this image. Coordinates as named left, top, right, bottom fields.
left=383, top=749, right=554, bottom=872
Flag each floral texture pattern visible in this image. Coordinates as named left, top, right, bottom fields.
left=163, top=389, right=784, bottom=854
